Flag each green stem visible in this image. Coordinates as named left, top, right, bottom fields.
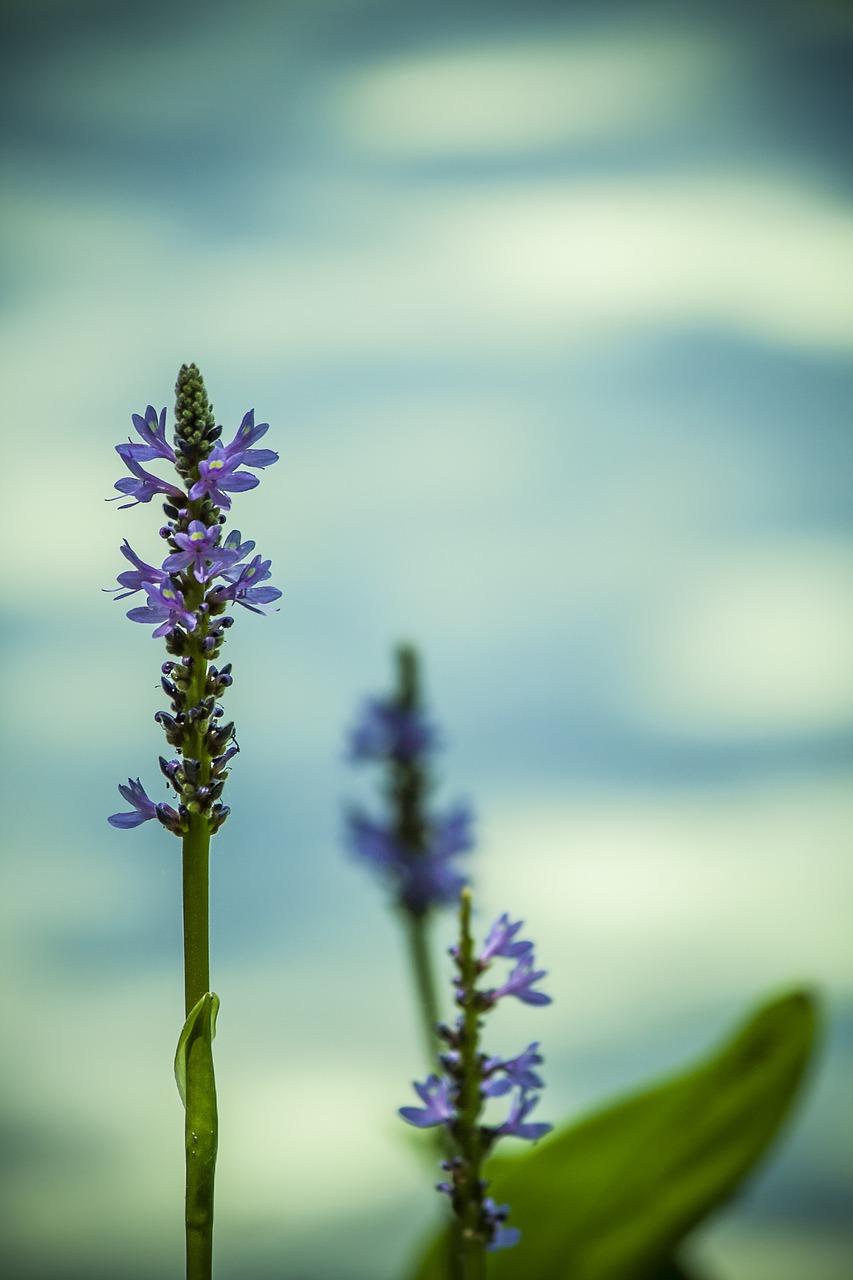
left=404, top=911, right=442, bottom=1069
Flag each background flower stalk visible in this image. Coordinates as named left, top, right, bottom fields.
left=347, top=645, right=474, bottom=1066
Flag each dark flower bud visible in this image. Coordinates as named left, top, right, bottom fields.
left=209, top=804, right=230, bottom=834
left=154, top=710, right=184, bottom=748
left=159, top=756, right=182, bottom=785
left=155, top=803, right=184, bottom=835
left=182, top=758, right=201, bottom=785
left=206, top=721, right=235, bottom=754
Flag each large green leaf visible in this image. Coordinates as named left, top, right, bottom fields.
left=410, top=990, right=817, bottom=1280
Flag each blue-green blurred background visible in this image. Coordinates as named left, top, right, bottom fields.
left=1, top=1, right=852, bottom=1276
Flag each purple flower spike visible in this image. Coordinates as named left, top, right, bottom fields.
left=124, top=405, right=175, bottom=463
left=349, top=698, right=438, bottom=762
left=126, top=582, right=198, bottom=638
left=490, top=952, right=551, bottom=1007
left=108, top=777, right=159, bottom=828
left=493, top=1090, right=552, bottom=1142
left=479, top=913, right=534, bottom=965
left=399, top=1075, right=457, bottom=1129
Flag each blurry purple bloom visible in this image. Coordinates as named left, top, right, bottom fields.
left=162, top=520, right=240, bottom=583
left=489, top=952, right=551, bottom=1007
left=349, top=698, right=437, bottom=762
left=483, top=1199, right=521, bottom=1251
left=113, top=450, right=185, bottom=509
left=482, top=1043, right=544, bottom=1096
left=108, top=777, right=158, bottom=828
left=347, top=802, right=472, bottom=915
left=120, top=405, right=175, bottom=463
left=492, top=1090, right=551, bottom=1142
left=479, top=913, right=534, bottom=965
left=126, top=581, right=197, bottom=638
left=208, top=554, right=281, bottom=613
left=399, top=1075, right=456, bottom=1129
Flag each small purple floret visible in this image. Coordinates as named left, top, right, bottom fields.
left=483, top=1199, right=521, bottom=1251
left=123, top=405, right=175, bottom=463
left=489, top=951, right=551, bottom=1007
left=493, top=1090, right=552, bottom=1142
left=161, top=520, right=241, bottom=583
left=113, top=450, right=186, bottom=509
left=208, top=553, right=282, bottom=613
left=399, top=1075, right=457, bottom=1129
left=108, top=777, right=158, bottom=828
left=483, top=1043, right=545, bottom=1095
left=107, top=540, right=166, bottom=599
left=219, top=409, right=279, bottom=470
left=479, top=913, right=534, bottom=965
left=126, top=582, right=197, bottom=638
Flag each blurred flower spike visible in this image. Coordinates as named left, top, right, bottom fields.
left=345, top=645, right=473, bottom=916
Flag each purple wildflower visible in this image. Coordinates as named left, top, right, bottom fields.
left=349, top=698, right=438, bottom=762
left=399, top=1075, right=457, bottom=1129
left=161, top=520, right=241, bottom=583
left=479, top=913, right=533, bottom=965
left=489, top=952, right=552, bottom=1007
left=113, top=450, right=186, bottom=509
left=492, top=1090, right=552, bottom=1142
left=108, top=778, right=159, bottom=828
left=126, top=581, right=197, bottom=638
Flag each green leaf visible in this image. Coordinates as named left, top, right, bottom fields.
left=410, top=989, right=817, bottom=1280
left=175, top=992, right=220, bottom=1235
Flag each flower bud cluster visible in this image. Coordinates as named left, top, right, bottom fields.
left=346, top=646, right=473, bottom=915
left=399, top=899, right=552, bottom=1252
left=107, top=364, right=279, bottom=836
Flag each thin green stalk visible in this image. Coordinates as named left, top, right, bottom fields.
left=180, top=621, right=217, bottom=1279
left=405, top=910, right=442, bottom=1068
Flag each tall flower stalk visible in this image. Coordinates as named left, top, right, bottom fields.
left=400, top=890, right=552, bottom=1276
left=107, top=365, right=279, bottom=1280
left=346, top=646, right=474, bottom=1065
